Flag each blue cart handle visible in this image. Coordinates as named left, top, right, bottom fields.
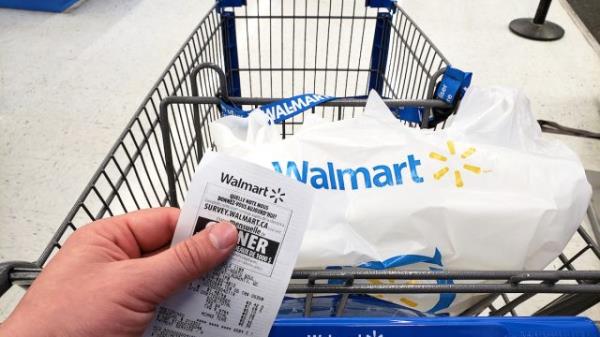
left=216, top=66, right=472, bottom=126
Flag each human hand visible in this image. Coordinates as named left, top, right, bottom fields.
left=0, top=208, right=238, bottom=337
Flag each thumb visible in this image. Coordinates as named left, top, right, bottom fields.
left=139, top=222, right=238, bottom=300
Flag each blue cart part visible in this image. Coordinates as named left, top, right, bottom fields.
left=0, top=0, right=79, bottom=12
left=366, top=0, right=397, bottom=11
left=220, top=10, right=242, bottom=97
left=270, top=317, right=600, bottom=337
left=217, top=0, right=246, bottom=8
left=434, top=67, right=473, bottom=105
left=368, top=12, right=393, bottom=94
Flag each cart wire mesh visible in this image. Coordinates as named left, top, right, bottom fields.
left=3, top=0, right=600, bottom=318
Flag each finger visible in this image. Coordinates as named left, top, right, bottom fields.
left=118, top=207, right=181, bottom=253
left=142, top=245, right=169, bottom=258
left=85, top=207, right=180, bottom=257
left=137, top=222, right=238, bottom=299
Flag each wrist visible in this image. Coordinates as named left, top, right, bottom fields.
left=1, top=310, right=54, bottom=337
left=1, top=318, right=26, bottom=337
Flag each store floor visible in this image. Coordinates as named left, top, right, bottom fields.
left=1, top=0, right=599, bottom=320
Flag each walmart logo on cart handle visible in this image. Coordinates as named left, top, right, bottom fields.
left=221, top=94, right=336, bottom=124
left=272, top=141, right=486, bottom=189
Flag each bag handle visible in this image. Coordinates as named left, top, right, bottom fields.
left=218, top=66, right=472, bottom=127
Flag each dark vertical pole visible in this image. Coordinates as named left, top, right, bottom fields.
left=533, top=0, right=552, bottom=24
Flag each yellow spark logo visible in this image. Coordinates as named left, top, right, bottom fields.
left=429, top=140, right=482, bottom=188
left=368, top=279, right=419, bottom=307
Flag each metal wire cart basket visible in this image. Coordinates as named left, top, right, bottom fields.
left=2, top=0, right=600, bottom=320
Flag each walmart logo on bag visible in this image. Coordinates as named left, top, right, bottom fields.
left=272, top=155, right=425, bottom=190
left=272, top=140, right=487, bottom=190
left=429, top=140, right=484, bottom=188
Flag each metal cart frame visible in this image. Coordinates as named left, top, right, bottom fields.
left=2, top=0, right=600, bottom=318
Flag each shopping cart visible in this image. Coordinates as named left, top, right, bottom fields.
left=2, top=0, right=600, bottom=327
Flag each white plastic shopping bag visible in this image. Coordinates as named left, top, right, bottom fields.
left=208, top=87, right=591, bottom=315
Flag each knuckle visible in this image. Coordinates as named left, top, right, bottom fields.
left=173, top=239, right=213, bottom=277
left=65, top=226, right=90, bottom=244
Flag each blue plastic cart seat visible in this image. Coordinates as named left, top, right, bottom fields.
left=270, top=317, right=600, bottom=337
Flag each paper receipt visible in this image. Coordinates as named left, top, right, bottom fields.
left=143, top=152, right=314, bottom=337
